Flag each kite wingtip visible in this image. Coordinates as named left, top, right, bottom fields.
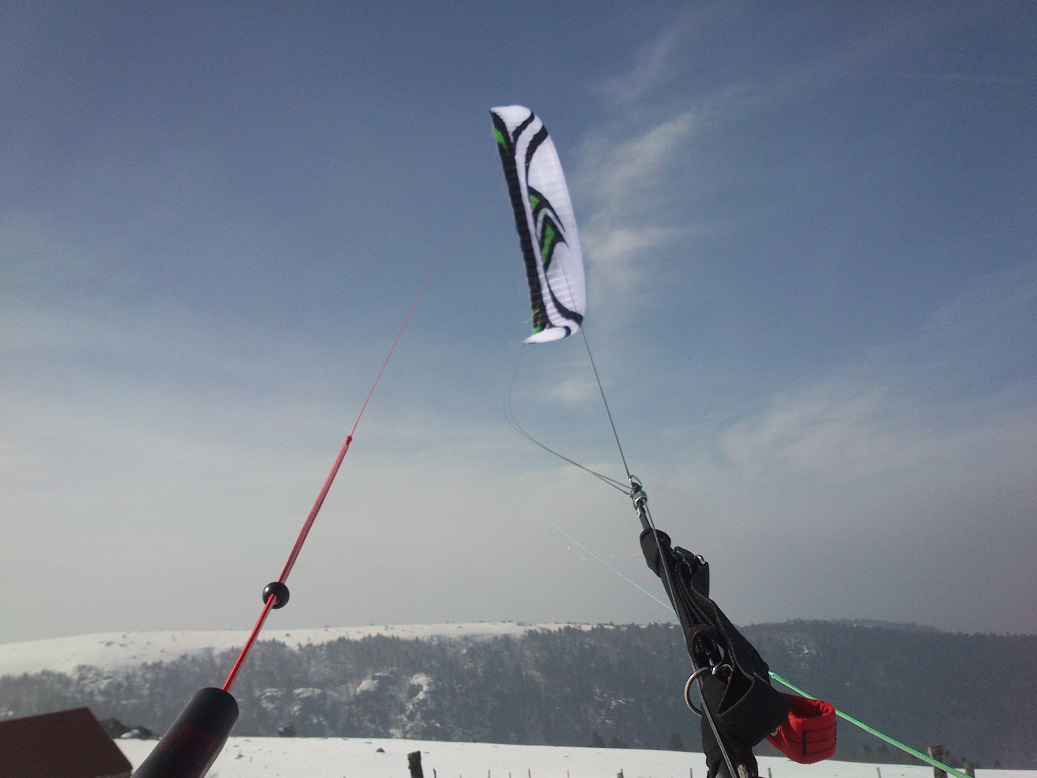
left=523, top=326, right=576, bottom=344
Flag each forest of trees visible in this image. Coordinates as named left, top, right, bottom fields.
left=1, top=621, right=1034, bottom=769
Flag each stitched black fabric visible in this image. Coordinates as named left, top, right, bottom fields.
left=640, top=528, right=790, bottom=777
left=700, top=673, right=759, bottom=778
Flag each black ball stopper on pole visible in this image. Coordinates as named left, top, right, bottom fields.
left=263, top=581, right=290, bottom=609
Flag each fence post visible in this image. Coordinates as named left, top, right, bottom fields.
left=408, top=751, right=424, bottom=778
left=928, top=745, right=947, bottom=778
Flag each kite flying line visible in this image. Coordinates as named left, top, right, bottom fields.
left=222, top=252, right=444, bottom=694
left=134, top=248, right=448, bottom=777
left=132, top=239, right=453, bottom=777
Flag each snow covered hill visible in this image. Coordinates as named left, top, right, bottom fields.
left=4, top=623, right=1035, bottom=772
left=0, top=622, right=568, bottom=677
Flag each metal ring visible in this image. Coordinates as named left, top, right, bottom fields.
left=683, top=664, right=733, bottom=716
left=683, top=667, right=712, bottom=716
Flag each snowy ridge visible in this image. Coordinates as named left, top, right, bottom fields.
left=0, top=622, right=581, bottom=677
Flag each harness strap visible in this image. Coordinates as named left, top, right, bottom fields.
left=640, top=528, right=790, bottom=776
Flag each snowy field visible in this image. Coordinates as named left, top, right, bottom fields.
left=116, top=737, right=1037, bottom=778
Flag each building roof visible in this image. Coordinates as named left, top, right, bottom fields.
left=0, top=707, right=132, bottom=778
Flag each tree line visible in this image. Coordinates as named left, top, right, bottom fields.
left=0, top=622, right=1033, bottom=768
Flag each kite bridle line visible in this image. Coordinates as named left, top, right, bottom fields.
left=503, top=350, right=628, bottom=493
left=222, top=250, right=445, bottom=694
left=563, top=257, right=745, bottom=775
left=510, top=316, right=745, bottom=778
left=575, top=324, right=633, bottom=483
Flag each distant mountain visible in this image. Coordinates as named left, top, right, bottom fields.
left=1, top=621, right=1034, bottom=769
left=0, top=622, right=560, bottom=676
left=826, top=619, right=942, bottom=633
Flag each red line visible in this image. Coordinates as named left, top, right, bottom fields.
left=221, top=251, right=445, bottom=693
left=223, top=595, right=276, bottom=691
left=277, top=435, right=352, bottom=584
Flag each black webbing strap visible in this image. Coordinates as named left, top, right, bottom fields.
left=640, top=528, right=790, bottom=776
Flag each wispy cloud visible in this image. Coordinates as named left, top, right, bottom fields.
left=579, top=113, right=697, bottom=221
left=719, top=264, right=1037, bottom=486
left=719, top=378, right=1036, bottom=485
left=574, top=112, right=698, bottom=330
left=721, top=385, right=913, bottom=481
left=594, top=24, right=690, bottom=107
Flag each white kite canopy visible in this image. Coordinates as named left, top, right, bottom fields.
left=490, top=105, right=586, bottom=344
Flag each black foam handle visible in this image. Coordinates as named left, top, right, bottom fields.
left=131, top=687, right=238, bottom=778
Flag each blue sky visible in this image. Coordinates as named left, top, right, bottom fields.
left=2, top=2, right=1035, bottom=645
